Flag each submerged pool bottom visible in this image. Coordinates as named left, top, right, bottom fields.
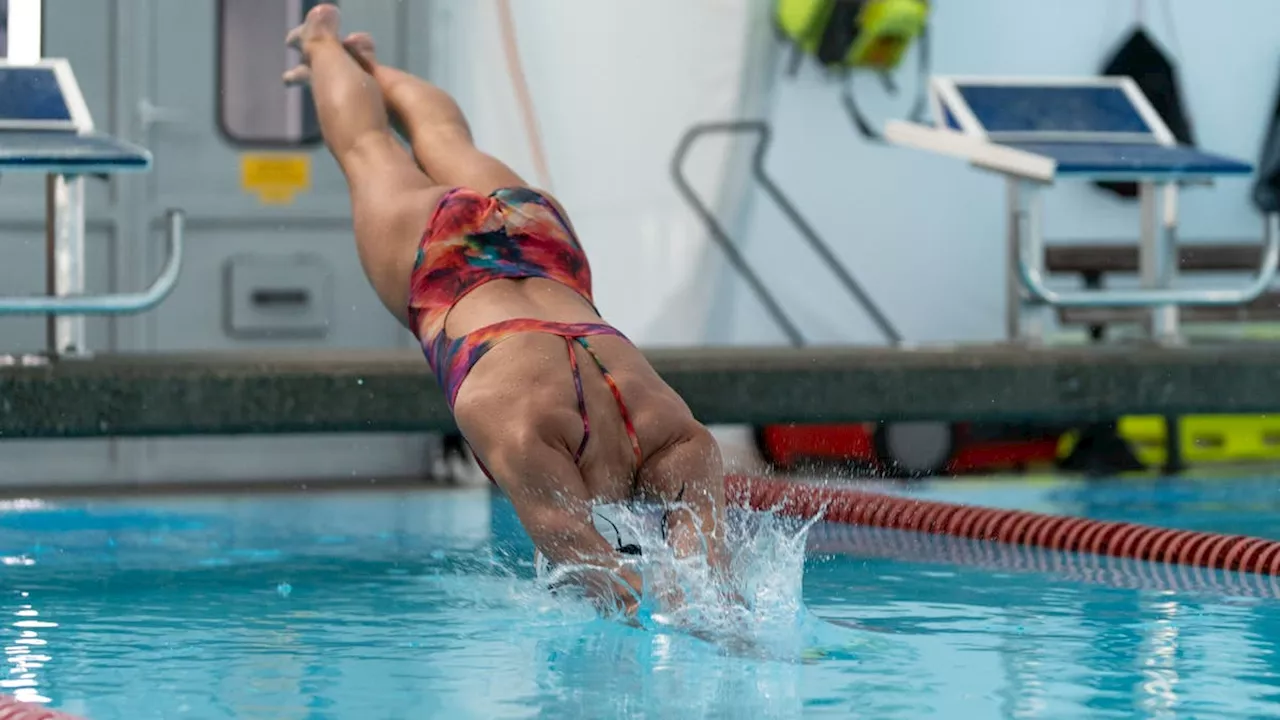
left=0, top=478, right=1277, bottom=719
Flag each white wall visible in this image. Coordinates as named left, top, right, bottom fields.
left=712, top=0, right=1280, bottom=346
left=423, top=0, right=780, bottom=346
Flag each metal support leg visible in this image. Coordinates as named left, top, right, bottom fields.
left=1138, top=180, right=1157, bottom=338
left=43, top=175, right=55, bottom=355
left=1006, top=178, right=1025, bottom=341
left=1157, top=183, right=1181, bottom=343
left=53, top=175, right=87, bottom=356
left=1083, top=270, right=1106, bottom=342
left=44, top=173, right=88, bottom=357
left=1014, top=180, right=1046, bottom=343
left=1146, top=183, right=1182, bottom=343
left=1139, top=181, right=1180, bottom=344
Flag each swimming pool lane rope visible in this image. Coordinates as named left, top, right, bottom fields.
left=0, top=695, right=85, bottom=720
left=727, top=475, right=1280, bottom=578
left=809, top=523, right=1280, bottom=599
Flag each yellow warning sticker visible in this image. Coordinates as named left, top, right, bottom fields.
left=240, top=154, right=311, bottom=205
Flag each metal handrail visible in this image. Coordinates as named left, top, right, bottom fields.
left=1019, top=213, right=1280, bottom=307
left=0, top=209, right=185, bottom=315
left=671, top=120, right=903, bottom=347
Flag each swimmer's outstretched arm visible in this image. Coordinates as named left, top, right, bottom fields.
left=640, top=425, right=734, bottom=581
left=486, top=428, right=646, bottom=616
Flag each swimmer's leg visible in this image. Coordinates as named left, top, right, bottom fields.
left=284, top=5, right=439, bottom=326
left=343, top=32, right=529, bottom=195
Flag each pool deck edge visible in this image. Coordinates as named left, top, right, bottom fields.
left=4, top=343, right=1280, bottom=438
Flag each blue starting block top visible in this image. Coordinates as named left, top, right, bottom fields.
left=0, top=131, right=151, bottom=173
left=927, top=77, right=1252, bottom=181
left=0, top=59, right=151, bottom=175
left=1003, top=141, right=1251, bottom=178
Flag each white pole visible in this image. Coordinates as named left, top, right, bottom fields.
left=9, top=0, right=89, bottom=355
left=7, top=0, right=43, bottom=65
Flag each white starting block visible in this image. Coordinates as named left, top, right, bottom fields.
left=0, top=58, right=184, bottom=357
left=886, top=76, right=1279, bottom=344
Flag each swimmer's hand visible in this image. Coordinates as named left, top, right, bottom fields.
left=620, top=605, right=644, bottom=629
left=724, top=587, right=749, bottom=610
left=647, top=576, right=748, bottom=623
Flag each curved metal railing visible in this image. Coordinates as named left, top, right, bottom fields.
left=671, top=120, right=902, bottom=346
left=0, top=209, right=184, bottom=316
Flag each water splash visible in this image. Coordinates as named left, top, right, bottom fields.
left=534, top=504, right=829, bottom=661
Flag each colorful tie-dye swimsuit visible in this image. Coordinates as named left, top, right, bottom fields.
left=407, top=186, right=643, bottom=481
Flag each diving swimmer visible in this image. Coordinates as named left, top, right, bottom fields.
left=283, top=4, right=731, bottom=616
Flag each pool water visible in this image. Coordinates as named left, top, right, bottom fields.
left=1, top=477, right=1280, bottom=719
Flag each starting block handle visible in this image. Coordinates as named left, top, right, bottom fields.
left=672, top=121, right=806, bottom=347
left=1020, top=212, right=1280, bottom=308
left=672, top=120, right=903, bottom=346
left=0, top=209, right=185, bottom=316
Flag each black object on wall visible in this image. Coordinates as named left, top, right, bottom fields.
left=1097, top=28, right=1196, bottom=199
left=1254, top=63, right=1280, bottom=213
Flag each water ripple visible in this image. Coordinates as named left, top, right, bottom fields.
left=0, top=491, right=1277, bottom=718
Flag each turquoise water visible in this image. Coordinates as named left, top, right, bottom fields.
left=0, top=478, right=1279, bottom=718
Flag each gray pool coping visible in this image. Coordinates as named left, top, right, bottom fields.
left=4, top=343, right=1280, bottom=438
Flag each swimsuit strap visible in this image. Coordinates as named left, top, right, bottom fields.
left=472, top=336, right=642, bottom=485
left=566, top=337, right=591, bottom=463
left=570, top=336, right=644, bottom=468
left=457, top=326, right=642, bottom=487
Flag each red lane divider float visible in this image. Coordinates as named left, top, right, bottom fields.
left=809, top=523, right=1280, bottom=599
left=726, top=475, right=1280, bottom=577
left=0, top=696, right=84, bottom=720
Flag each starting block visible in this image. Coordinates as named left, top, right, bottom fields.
left=0, top=58, right=184, bottom=357
left=886, top=75, right=1279, bottom=344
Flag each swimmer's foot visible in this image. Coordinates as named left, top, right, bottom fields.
left=343, top=32, right=379, bottom=73
left=286, top=3, right=342, bottom=52
left=284, top=32, right=377, bottom=87
left=282, top=3, right=343, bottom=86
